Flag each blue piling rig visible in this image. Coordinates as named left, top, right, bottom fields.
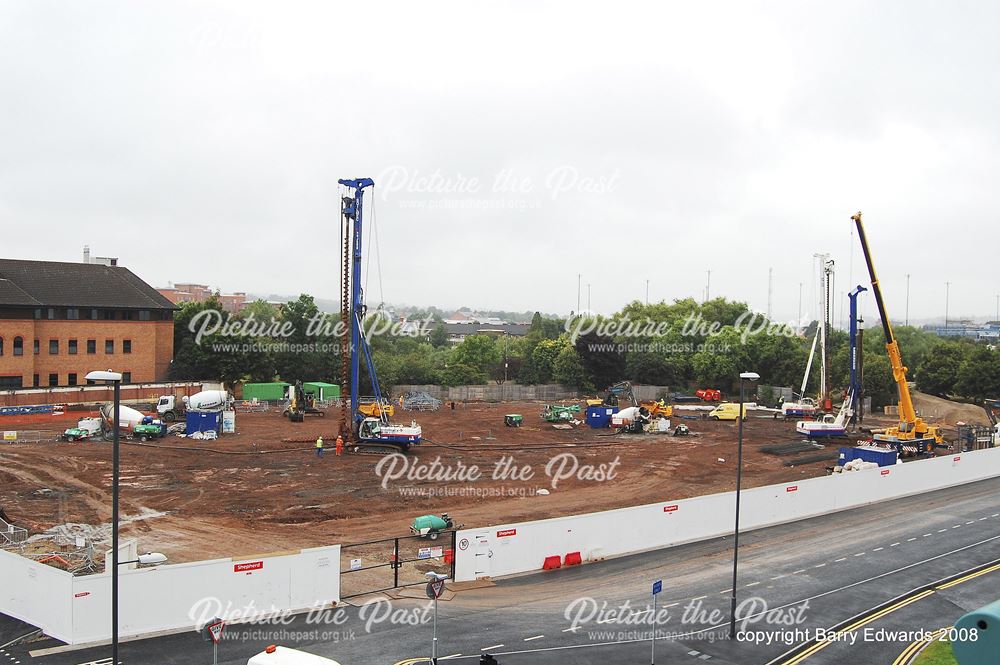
left=848, top=284, right=867, bottom=425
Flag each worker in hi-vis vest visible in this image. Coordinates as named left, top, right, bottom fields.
left=315, top=436, right=324, bottom=457
left=335, top=434, right=344, bottom=456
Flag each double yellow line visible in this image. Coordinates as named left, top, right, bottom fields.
left=781, top=590, right=935, bottom=665
left=891, top=628, right=948, bottom=665
left=780, top=559, right=1000, bottom=664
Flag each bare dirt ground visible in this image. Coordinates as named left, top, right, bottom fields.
left=0, top=399, right=958, bottom=566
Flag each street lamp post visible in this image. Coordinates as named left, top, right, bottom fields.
left=729, top=371, right=760, bottom=640
left=85, top=370, right=123, bottom=664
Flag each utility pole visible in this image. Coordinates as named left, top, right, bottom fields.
left=705, top=270, right=711, bottom=303
left=766, top=268, right=773, bottom=320
left=945, top=282, right=951, bottom=326
left=996, top=294, right=999, bottom=323
left=587, top=283, right=591, bottom=312
left=577, top=274, right=581, bottom=314
left=905, top=274, right=911, bottom=326
left=645, top=279, right=649, bottom=305
left=798, top=282, right=803, bottom=330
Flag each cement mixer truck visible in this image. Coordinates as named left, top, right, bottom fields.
left=156, top=390, right=231, bottom=422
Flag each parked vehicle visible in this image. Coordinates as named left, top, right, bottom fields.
left=157, top=390, right=231, bottom=422
left=61, top=417, right=103, bottom=442
left=708, top=402, right=747, bottom=421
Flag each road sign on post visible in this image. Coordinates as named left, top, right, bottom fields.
left=651, top=580, right=663, bottom=665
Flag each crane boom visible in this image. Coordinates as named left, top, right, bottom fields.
left=851, top=211, right=941, bottom=450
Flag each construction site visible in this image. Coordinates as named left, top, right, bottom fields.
left=1, top=196, right=998, bottom=582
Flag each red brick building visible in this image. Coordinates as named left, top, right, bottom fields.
left=0, top=259, right=177, bottom=389
left=157, top=283, right=247, bottom=312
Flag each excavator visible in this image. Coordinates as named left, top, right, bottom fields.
left=852, top=212, right=943, bottom=455
left=600, top=381, right=673, bottom=419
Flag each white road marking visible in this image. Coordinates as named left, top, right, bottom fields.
left=854, top=553, right=865, bottom=557
left=524, top=635, right=545, bottom=642
left=719, top=589, right=732, bottom=594
left=481, top=644, right=505, bottom=651
left=922, top=533, right=932, bottom=537
left=814, top=563, right=827, bottom=568
left=771, top=574, right=787, bottom=580
left=873, top=547, right=884, bottom=552
left=562, top=626, right=581, bottom=633
left=692, top=595, right=707, bottom=601
left=938, top=529, right=948, bottom=533
left=834, top=557, right=847, bottom=562
left=966, top=521, right=975, bottom=525
left=792, top=569, right=806, bottom=574
left=890, top=543, right=900, bottom=547
left=746, top=581, right=760, bottom=587
left=908, top=537, right=918, bottom=541
left=952, top=525, right=962, bottom=529
left=992, top=513, right=999, bottom=517
left=664, top=602, right=679, bottom=608
left=979, top=517, right=989, bottom=521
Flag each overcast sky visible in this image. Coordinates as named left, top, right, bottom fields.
left=2, top=1, right=998, bottom=325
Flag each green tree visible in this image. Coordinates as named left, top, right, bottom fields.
left=429, top=324, right=450, bottom=348
left=552, top=345, right=589, bottom=390
left=916, top=342, right=968, bottom=396
left=452, top=335, right=501, bottom=378
left=955, top=346, right=1000, bottom=401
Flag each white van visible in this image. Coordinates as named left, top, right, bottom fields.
left=248, top=645, right=342, bottom=665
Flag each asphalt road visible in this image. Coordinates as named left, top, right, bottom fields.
left=4, top=476, right=1000, bottom=665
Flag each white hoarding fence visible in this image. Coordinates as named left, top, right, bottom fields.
left=454, top=447, right=1000, bottom=581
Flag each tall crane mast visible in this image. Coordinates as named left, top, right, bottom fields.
left=848, top=284, right=867, bottom=425
left=851, top=212, right=942, bottom=452
left=337, top=178, right=422, bottom=452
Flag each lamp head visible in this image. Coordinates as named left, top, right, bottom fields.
left=86, top=370, right=122, bottom=383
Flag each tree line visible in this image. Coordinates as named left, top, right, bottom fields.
left=169, top=295, right=1000, bottom=406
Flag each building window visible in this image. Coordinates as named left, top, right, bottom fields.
left=0, top=376, right=23, bottom=389
left=139, top=310, right=150, bottom=321
left=33, top=339, right=39, bottom=355
left=0, top=337, right=3, bottom=355
left=90, top=309, right=98, bottom=320
left=66, top=308, right=79, bottom=320
left=48, top=373, right=58, bottom=387
left=34, top=308, right=42, bottom=320
left=68, top=373, right=77, bottom=386
left=13, top=337, right=23, bottom=356
left=122, top=372, right=132, bottom=384
left=49, top=339, right=59, bottom=355
left=123, top=340, right=132, bottom=354
left=47, top=308, right=56, bottom=320
left=87, top=339, right=96, bottom=354
left=68, top=339, right=78, bottom=355
left=105, top=339, right=114, bottom=354
left=33, top=374, right=39, bottom=387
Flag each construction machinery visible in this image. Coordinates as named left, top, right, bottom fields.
left=542, top=404, right=581, bottom=422
left=157, top=390, right=232, bottom=422
left=779, top=327, right=820, bottom=419
left=61, top=417, right=103, bottom=442
left=410, top=513, right=462, bottom=540
left=847, top=284, right=868, bottom=425
left=283, top=381, right=325, bottom=422
left=338, top=178, right=421, bottom=453
left=602, top=381, right=637, bottom=407
left=852, top=212, right=943, bottom=454
left=640, top=399, right=673, bottom=419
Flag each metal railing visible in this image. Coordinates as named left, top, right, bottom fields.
left=0, top=517, right=28, bottom=547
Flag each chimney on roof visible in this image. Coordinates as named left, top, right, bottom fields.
left=83, top=245, right=91, bottom=264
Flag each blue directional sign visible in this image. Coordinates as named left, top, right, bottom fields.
left=652, top=580, right=662, bottom=595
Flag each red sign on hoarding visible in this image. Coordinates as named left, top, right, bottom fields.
left=234, top=560, right=264, bottom=573
left=663, top=505, right=679, bottom=513
left=786, top=486, right=798, bottom=493
left=496, top=529, right=517, bottom=538
left=74, top=591, right=90, bottom=598
left=880, top=469, right=890, bottom=476
left=953, top=456, right=961, bottom=462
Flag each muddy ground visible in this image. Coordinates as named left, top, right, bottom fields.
left=0, top=400, right=946, bottom=565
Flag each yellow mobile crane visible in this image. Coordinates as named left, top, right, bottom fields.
left=852, top=212, right=943, bottom=455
